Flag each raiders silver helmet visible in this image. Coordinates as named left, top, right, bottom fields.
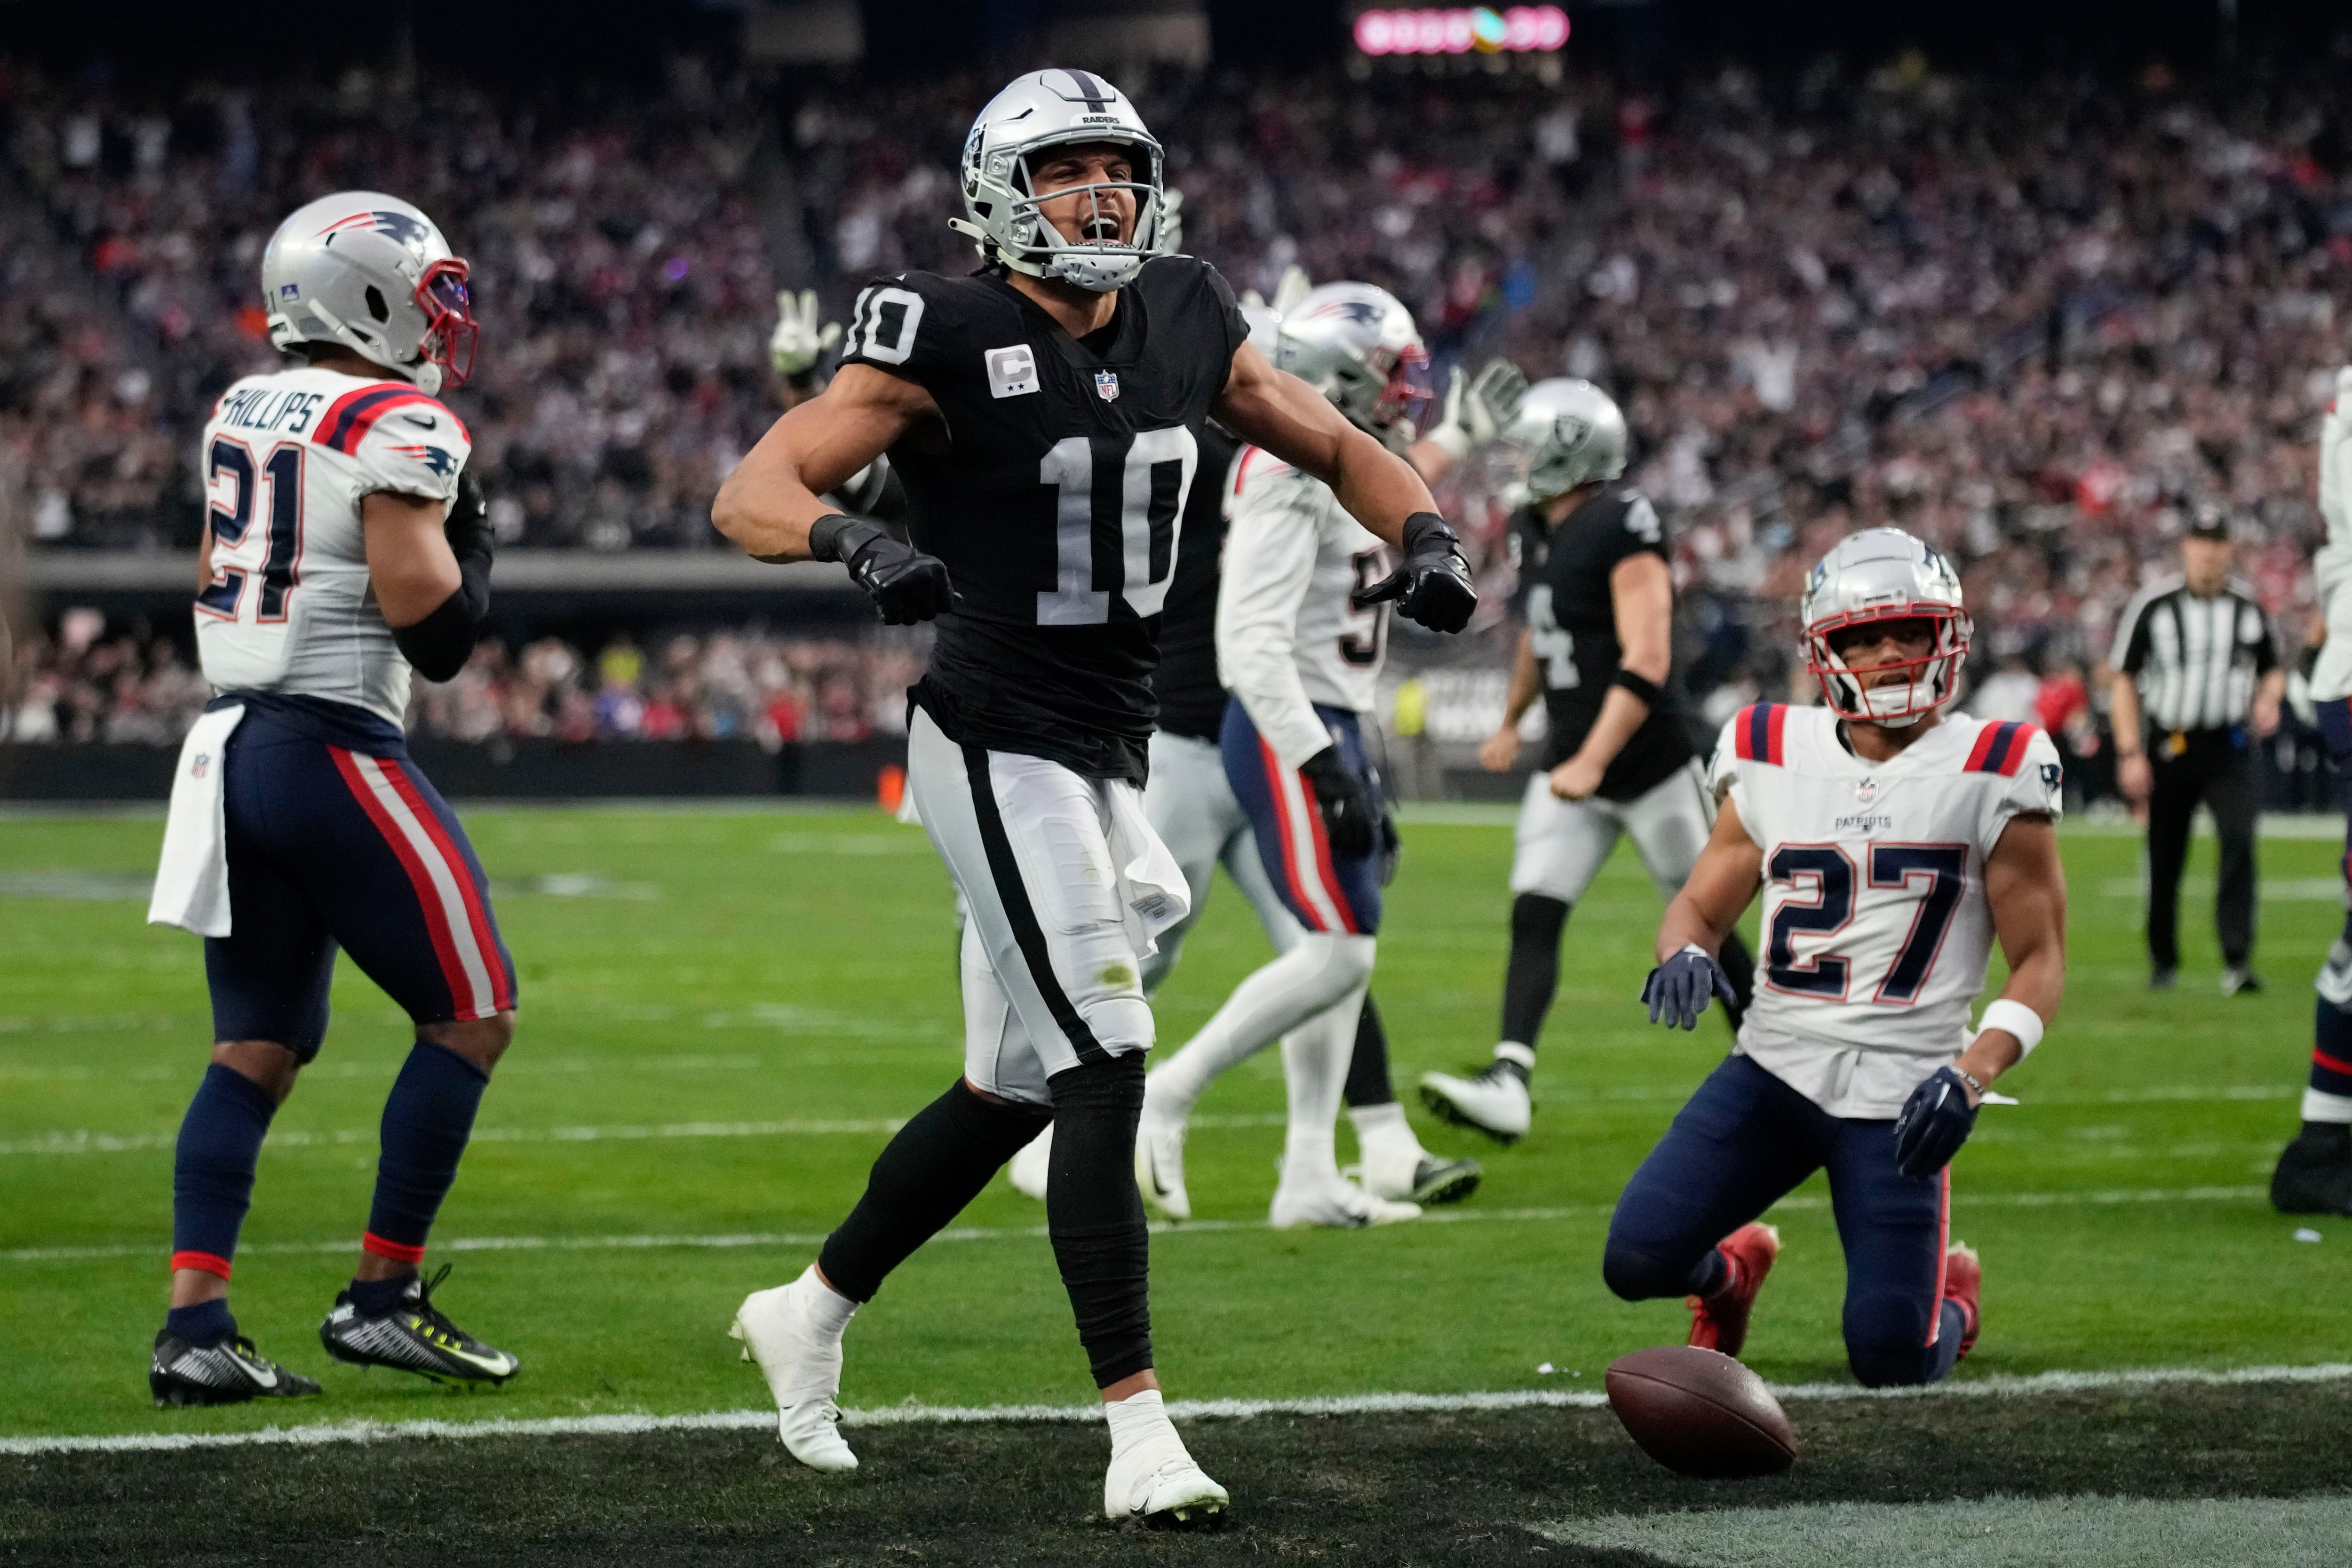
left=949, top=69, right=1166, bottom=294
left=1273, top=282, right=1429, bottom=442
left=1800, top=527, right=1972, bottom=728
left=261, top=193, right=475, bottom=394
left=1505, top=377, right=1628, bottom=501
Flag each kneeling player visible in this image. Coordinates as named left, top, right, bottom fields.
left=145, top=194, right=517, bottom=1404
left=1604, top=529, right=2065, bottom=1386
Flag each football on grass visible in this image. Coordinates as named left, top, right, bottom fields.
left=1605, top=1345, right=1798, bottom=1478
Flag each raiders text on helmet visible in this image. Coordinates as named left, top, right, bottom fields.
left=1273, top=282, right=1430, bottom=444
left=1800, top=527, right=1973, bottom=728
left=949, top=69, right=1167, bottom=294
left=262, top=192, right=477, bottom=394
left=1505, top=377, right=1628, bottom=501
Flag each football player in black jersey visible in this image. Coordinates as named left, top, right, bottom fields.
left=1421, top=379, right=1756, bottom=1143
left=711, top=69, right=1477, bottom=1528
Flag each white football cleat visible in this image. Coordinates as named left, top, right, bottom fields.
left=1269, top=1170, right=1420, bottom=1229
left=1008, top=1122, right=1051, bottom=1202
left=1105, top=1443, right=1228, bottom=1528
left=730, top=1272, right=858, bottom=1472
left=1418, top=1062, right=1532, bottom=1144
left=1133, top=1105, right=1192, bottom=1221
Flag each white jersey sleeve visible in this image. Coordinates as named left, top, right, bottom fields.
left=194, top=369, right=470, bottom=725
left=2310, top=367, right=2352, bottom=701
left=1712, top=704, right=2061, bottom=1117
left=1215, top=447, right=1390, bottom=767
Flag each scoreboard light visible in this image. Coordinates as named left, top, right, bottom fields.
left=1353, top=7, right=1570, bottom=56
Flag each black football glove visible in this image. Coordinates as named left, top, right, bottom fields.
left=445, top=467, right=494, bottom=573
left=1891, top=1065, right=1979, bottom=1179
left=1298, top=745, right=1378, bottom=860
left=1353, top=511, right=1478, bottom=634
left=810, top=513, right=954, bottom=626
left=1640, top=946, right=1737, bottom=1030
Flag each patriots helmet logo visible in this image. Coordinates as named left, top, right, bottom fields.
left=318, top=209, right=435, bottom=253
left=1308, top=298, right=1385, bottom=327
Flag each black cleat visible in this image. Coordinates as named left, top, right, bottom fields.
left=150, top=1330, right=322, bottom=1408
left=1405, top=1154, right=1483, bottom=1205
left=319, top=1265, right=519, bottom=1386
left=2272, top=1129, right=2352, bottom=1216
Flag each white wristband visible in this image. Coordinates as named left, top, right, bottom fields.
left=1977, top=998, right=2045, bottom=1057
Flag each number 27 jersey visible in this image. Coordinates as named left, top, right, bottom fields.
left=1709, top=703, right=2063, bottom=1117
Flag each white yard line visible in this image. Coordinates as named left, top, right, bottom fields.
left=2, top=1184, right=2268, bottom=1266
left=4, top=1361, right=2345, bottom=1457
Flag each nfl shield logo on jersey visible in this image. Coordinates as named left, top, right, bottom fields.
left=1094, top=369, right=1120, bottom=402
left=1853, top=776, right=1878, bottom=804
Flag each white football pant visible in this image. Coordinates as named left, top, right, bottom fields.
left=1510, top=758, right=1716, bottom=906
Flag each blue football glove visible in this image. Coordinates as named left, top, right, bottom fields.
left=1891, top=1066, right=1979, bottom=1179
left=1640, top=946, right=1737, bottom=1030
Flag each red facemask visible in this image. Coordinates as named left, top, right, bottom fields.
left=1803, top=605, right=1971, bottom=724
left=414, top=258, right=478, bottom=388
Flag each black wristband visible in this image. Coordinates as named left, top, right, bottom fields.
left=390, top=589, right=480, bottom=683
left=1610, top=668, right=1665, bottom=708
left=808, top=513, right=883, bottom=564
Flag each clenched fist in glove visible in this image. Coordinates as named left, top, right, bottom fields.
left=1353, top=511, right=1478, bottom=634
left=1891, top=1065, right=1979, bottom=1179
left=1298, top=746, right=1379, bottom=859
left=810, top=513, right=954, bottom=626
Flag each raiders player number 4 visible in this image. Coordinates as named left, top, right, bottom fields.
left=710, top=69, right=1477, bottom=1529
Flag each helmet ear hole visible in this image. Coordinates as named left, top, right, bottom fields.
left=364, top=286, right=390, bottom=323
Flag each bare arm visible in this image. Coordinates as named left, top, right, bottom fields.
left=1480, top=630, right=1543, bottom=772
left=2251, top=666, right=2286, bottom=738
left=712, top=366, right=936, bottom=562
left=1212, top=342, right=1436, bottom=549
left=2110, top=669, right=2149, bottom=804
left=1655, top=796, right=1765, bottom=960
left=1552, top=553, right=1674, bottom=798
left=361, top=492, right=461, bottom=628
left=1955, top=814, right=2067, bottom=1096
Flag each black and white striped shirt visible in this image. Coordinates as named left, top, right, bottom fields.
left=2109, top=577, right=2279, bottom=732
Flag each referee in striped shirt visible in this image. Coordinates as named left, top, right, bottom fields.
left=2109, top=509, right=2285, bottom=995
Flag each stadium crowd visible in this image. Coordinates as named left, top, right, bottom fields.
left=4, top=46, right=2350, bottom=741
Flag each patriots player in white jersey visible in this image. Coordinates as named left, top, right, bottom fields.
left=1132, top=283, right=1526, bottom=1227
left=1606, top=529, right=2066, bottom=1385
left=2277, top=366, right=2352, bottom=1214
left=144, top=193, right=518, bottom=1405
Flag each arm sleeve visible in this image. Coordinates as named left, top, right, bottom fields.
left=349, top=397, right=471, bottom=506
left=1597, top=490, right=1670, bottom=573
left=1195, top=259, right=1249, bottom=383
left=1216, top=459, right=1336, bottom=770
left=2108, top=589, right=2155, bottom=675
left=1979, top=728, right=2066, bottom=858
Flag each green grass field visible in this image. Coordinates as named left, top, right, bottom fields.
left=3, top=802, right=2348, bottom=1562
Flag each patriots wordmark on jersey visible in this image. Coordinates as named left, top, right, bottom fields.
left=196, top=368, right=473, bottom=723
left=1510, top=486, right=1692, bottom=798
left=837, top=255, right=1250, bottom=783
left=1215, top=445, right=1395, bottom=765
left=1711, top=702, right=2064, bottom=1117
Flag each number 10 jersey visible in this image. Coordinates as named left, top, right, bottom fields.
left=1708, top=702, right=2063, bottom=1116
left=194, top=366, right=473, bottom=725
left=838, top=257, right=1249, bottom=784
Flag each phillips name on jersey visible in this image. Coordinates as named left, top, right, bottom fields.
left=837, top=255, right=1250, bottom=783
left=196, top=368, right=473, bottom=724
left=1710, top=701, right=2064, bottom=1117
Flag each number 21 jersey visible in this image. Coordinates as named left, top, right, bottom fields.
left=1709, top=702, right=2063, bottom=1116
left=837, top=256, right=1248, bottom=784
left=194, top=367, right=471, bottom=725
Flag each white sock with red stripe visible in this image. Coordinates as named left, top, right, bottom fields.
left=1145, top=933, right=1376, bottom=1121
left=1280, top=985, right=1368, bottom=1180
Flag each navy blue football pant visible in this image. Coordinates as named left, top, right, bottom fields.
left=174, top=705, right=515, bottom=1281
left=1605, top=1053, right=1967, bottom=1388
left=1221, top=697, right=1383, bottom=937
left=2309, top=699, right=2352, bottom=1106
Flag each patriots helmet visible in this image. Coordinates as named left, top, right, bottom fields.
left=1801, top=527, right=1973, bottom=728
left=262, top=192, right=477, bottom=394
left=950, top=69, right=1167, bottom=294
left=1273, top=281, right=1430, bottom=444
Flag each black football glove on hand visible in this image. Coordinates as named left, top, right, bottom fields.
left=1353, top=511, right=1478, bottom=634
left=810, top=513, right=954, bottom=625
left=1640, top=945, right=1737, bottom=1030
left=1892, top=1066, right=1979, bottom=1179
left=1299, top=746, right=1378, bottom=860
